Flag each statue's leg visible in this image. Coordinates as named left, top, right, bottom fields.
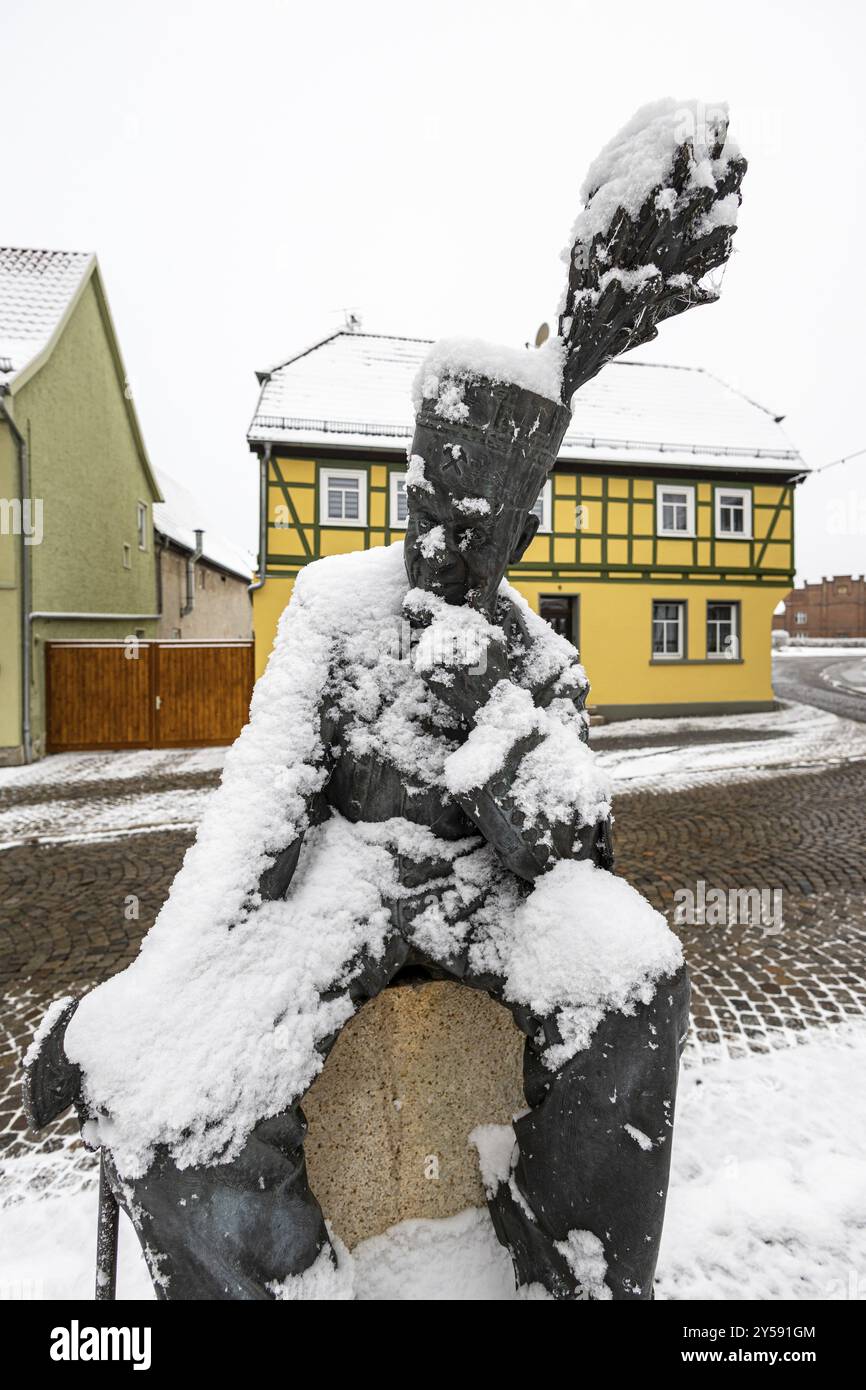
left=100, top=932, right=412, bottom=1301
left=486, top=964, right=690, bottom=1300
left=106, top=1107, right=329, bottom=1300
left=23, top=925, right=410, bottom=1300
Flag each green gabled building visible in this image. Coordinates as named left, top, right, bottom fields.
left=0, top=249, right=162, bottom=763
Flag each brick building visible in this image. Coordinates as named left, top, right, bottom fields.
left=773, top=575, right=866, bottom=638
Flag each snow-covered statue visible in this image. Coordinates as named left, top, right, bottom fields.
left=24, top=99, right=745, bottom=1300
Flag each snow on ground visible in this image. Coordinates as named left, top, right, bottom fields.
left=592, top=700, right=866, bottom=793
left=821, top=659, right=866, bottom=694
left=775, top=646, right=866, bottom=658
left=0, top=746, right=225, bottom=792
left=3, top=1024, right=863, bottom=1300
left=0, top=786, right=211, bottom=849
left=0, top=747, right=225, bottom=847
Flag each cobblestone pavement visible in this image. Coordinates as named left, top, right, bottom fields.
left=773, top=653, right=866, bottom=724
left=614, top=762, right=866, bottom=1061
left=2, top=755, right=865, bottom=1199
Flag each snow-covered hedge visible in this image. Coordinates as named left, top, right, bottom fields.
left=785, top=636, right=866, bottom=648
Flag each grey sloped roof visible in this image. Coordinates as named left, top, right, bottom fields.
left=153, top=469, right=254, bottom=582
left=249, top=330, right=803, bottom=473
left=0, top=247, right=162, bottom=501
left=0, top=247, right=94, bottom=384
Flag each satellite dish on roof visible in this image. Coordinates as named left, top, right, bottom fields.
left=534, top=322, right=550, bottom=348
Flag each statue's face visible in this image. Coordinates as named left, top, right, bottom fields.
left=404, top=477, right=539, bottom=611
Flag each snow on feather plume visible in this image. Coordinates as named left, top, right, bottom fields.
left=558, top=97, right=746, bottom=402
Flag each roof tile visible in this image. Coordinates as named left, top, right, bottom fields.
left=0, top=247, right=93, bottom=382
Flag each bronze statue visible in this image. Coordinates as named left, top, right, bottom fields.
left=24, top=99, right=745, bottom=1300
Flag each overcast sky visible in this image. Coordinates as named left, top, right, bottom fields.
left=3, top=0, right=864, bottom=583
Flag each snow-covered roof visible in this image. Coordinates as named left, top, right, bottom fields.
left=0, top=247, right=162, bottom=501
left=153, top=469, right=254, bottom=582
left=0, top=248, right=95, bottom=386
left=249, top=331, right=803, bottom=473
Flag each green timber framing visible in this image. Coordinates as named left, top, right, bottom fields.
left=261, top=445, right=797, bottom=590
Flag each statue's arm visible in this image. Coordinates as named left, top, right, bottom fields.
left=255, top=703, right=339, bottom=902
left=256, top=801, right=324, bottom=901
left=431, top=653, right=612, bottom=882
left=448, top=728, right=613, bottom=881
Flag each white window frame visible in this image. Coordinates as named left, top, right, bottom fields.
left=319, top=467, right=367, bottom=527
left=530, top=480, right=552, bottom=533
left=707, top=600, right=740, bottom=660
left=714, top=486, right=752, bottom=539
left=796, top=610, right=808, bottom=625
left=389, top=471, right=408, bottom=529
left=137, top=501, right=148, bottom=551
left=652, top=600, right=686, bottom=660
left=656, top=484, right=695, bottom=538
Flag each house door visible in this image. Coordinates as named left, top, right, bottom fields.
left=153, top=642, right=255, bottom=747
left=539, top=594, right=580, bottom=649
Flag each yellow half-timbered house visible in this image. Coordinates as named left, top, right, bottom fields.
left=247, top=331, right=805, bottom=719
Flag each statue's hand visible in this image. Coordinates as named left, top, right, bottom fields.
left=406, top=588, right=512, bottom=724
left=418, top=630, right=511, bottom=725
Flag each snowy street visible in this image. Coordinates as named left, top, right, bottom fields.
left=772, top=649, right=866, bottom=725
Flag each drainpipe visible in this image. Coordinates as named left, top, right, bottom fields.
left=155, top=530, right=166, bottom=624
left=249, top=444, right=271, bottom=593
left=181, top=529, right=204, bottom=617
left=28, top=611, right=161, bottom=620
left=0, top=394, right=33, bottom=763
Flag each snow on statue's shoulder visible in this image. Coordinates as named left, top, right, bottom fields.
left=412, top=335, right=565, bottom=419
left=288, top=541, right=407, bottom=635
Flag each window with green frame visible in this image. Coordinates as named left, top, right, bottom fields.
left=707, top=600, right=740, bottom=658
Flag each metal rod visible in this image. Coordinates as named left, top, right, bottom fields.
left=95, top=1152, right=120, bottom=1301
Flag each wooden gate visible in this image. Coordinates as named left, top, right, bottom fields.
left=45, top=641, right=254, bottom=752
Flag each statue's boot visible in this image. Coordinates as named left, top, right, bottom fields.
left=488, top=963, right=691, bottom=1300
left=23, top=1003, right=331, bottom=1300
left=104, top=1108, right=330, bottom=1300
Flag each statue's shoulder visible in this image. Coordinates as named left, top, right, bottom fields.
left=496, top=580, right=588, bottom=705
left=287, top=542, right=408, bottom=632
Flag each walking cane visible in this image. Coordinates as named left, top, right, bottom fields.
left=95, top=1151, right=120, bottom=1300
